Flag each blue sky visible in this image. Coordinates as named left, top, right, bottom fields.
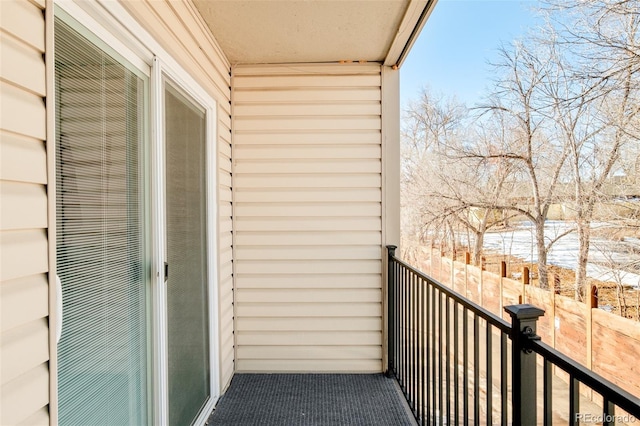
left=401, top=0, right=543, bottom=108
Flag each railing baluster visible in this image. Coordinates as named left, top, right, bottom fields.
left=393, top=259, right=398, bottom=376
left=394, top=264, right=402, bottom=377
left=544, top=359, right=552, bottom=426
left=396, top=260, right=400, bottom=379
left=486, top=322, right=493, bottom=426
left=419, top=276, right=425, bottom=424
left=463, top=307, right=469, bottom=425
left=454, top=303, right=459, bottom=425
left=398, top=263, right=402, bottom=387
left=409, top=268, right=413, bottom=403
left=569, top=376, right=579, bottom=426
left=415, top=273, right=419, bottom=417
left=445, top=296, right=451, bottom=425
left=603, top=396, right=615, bottom=426
left=474, top=315, right=480, bottom=423
left=431, top=285, right=437, bottom=425
left=408, top=268, right=412, bottom=394
left=501, top=333, right=507, bottom=426
left=438, top=291, right=444, bottom=426
left=400, top=267, right=404, bottom=390
left=387, top=248, right=396, bottom=377
left=404, top=266, right=408, bottom=392
left=411, top=275, right=420, bottom=414
left=425, top=283, right=433, bottom=424
left=408, top=271, right=414, bottom=412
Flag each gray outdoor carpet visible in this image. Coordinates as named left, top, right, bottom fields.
left=207, top=373, right=416, bottom=425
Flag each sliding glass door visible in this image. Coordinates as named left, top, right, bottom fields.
left=55, top=10, right=218, bottom=426
left=55, top=18, right=149, bottom=426
left=164, top=81, right=211, bottom=425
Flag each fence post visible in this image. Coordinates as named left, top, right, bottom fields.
left=440, top=243, right=444, bottom=282
left=522, top=266, right=529, bottom=304
left=505, top=304, right=545, bottom=426
left=465, top=251, right=471, bottom=298
left=386, top=245, right=397, bottom=377
left=587, top=285, right=597, bottom=372
left=451, top=249, right=455, bottom=288
left=429, top=241, right=434, bottom=276
left=498, top=260, right=504, bottom=317
left=550, top=274, right=560, bottom=351
left=591, top=285, right=598, bottom=309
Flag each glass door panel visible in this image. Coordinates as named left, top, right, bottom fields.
left=55, top=18, right=149, bottom=426
left=164, top=82, right=210, bottom=425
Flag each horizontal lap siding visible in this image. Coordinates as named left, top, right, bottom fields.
left=120, top=0, right=234, bottom=391
left=233, top=64, right=383, bottom=373
left=0, top=0, right=50, bottom=424
left=218, top=102, right=234, bottom=389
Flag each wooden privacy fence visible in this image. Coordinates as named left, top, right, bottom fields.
left=413, top=246, right=640, bottom=399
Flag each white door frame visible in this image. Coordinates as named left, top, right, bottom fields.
left=53, top=2, right=220, bottom=425
left=152, top=57, right=220, bottom=426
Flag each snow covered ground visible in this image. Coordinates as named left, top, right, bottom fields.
left=482, top=221, right=640, bottom=288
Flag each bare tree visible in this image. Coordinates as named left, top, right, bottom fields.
left=445, top=121, right=521, bottom=265
left=401, top=88, right=468, bottom=246
left=535, top=38, right=605, bottom=299
left=539, top=0, right=640, bottom=298
left=401, top=88, right=519, bottom=264
left=470, top=42, right=572, bottom=288
left=401, top=1, right=640, bottom=298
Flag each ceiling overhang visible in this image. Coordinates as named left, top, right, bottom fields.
left=192, top=0, right=438, bottom=67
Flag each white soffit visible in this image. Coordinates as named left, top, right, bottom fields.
left=192, top=0, right=434, bottom=66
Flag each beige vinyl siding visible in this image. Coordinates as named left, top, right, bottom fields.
left=217, top=103, right=235, bottom=386
left=233, top=63, right=383, bottom=372
left=0, top=0, right=50, bottom=424
left=120, top=0, right=235, bottom=391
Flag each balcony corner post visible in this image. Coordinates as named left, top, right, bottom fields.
left=386, top=245, right=397, bottom=259
left=504, top=304, right=545, bottom=426
left=386, top=245, right=397, bottom=378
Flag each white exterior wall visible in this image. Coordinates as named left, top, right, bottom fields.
left=232, top=63, right=384, bottom=372
left=0, top=0, right=51, bottom=424
left=120, top=0, right=235, bottom=391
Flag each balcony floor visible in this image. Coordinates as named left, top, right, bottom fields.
left=207, top=373, right=417, bottom=425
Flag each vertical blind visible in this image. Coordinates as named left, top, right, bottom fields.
left=55, top=18, right=148, bottom=426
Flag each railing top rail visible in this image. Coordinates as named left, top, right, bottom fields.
left=388, top=248, right=511, bottom=334
left=531, top=340, right=640, bottom=417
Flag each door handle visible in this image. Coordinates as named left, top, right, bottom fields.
left=56, top=274, right=63, bottom=344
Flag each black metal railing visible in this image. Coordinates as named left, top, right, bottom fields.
left=386, top=245, right=640, bottom=425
